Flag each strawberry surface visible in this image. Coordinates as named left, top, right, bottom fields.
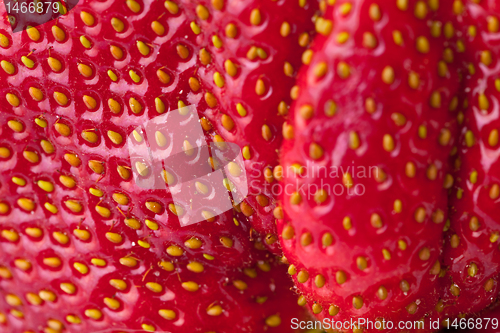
left=278, top=0, right=461, bottom=328
left=182, top=0, right=318, bottom=253
left=0, top=0, right=315, bottom=331
left=439, top=0, right=500, bottom=319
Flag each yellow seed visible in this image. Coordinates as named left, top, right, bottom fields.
left=315, top=17, right=333, bottom=36
left=24, top=227, right=42, bottom=238
left=44, top=257, right=62, bottom=268
left=81, top=130, right=98, bottom=144
left=90, top=258, right=106, bottom=267
left=479, top=94, right=490, bottom=110
left=5, top=294, right=22, bottom=306
left=187, top=262, right=204, bottom=273
left=397, top=0, right=408, bottom=10
left=6, top=93, right=20, bottom=107
left=119, top=257, right=138, bottom=267
left=182, top=281, right=199, bottom=292
left=26, top=292, right=42, bottom=306
left=390, top=31, right=403, bottom=48
left=126, top=0, right=141, bottom=13
left=197, top=4, right=209, bottom=19
left=159, top=309, right=176, bottom=320
left=337, top=61, right=350, bottom=78
left=489, top=129, right=499, bottom=147
left=73, top=262, right=89, bottom=275
left=17, top=198, right=35, bottom=211
left=21, top=56, right=35, bottom=68
left=129, top=70, right=141, bottom=83
left=382, top=66, right=395, bottom=84
left=14, top=259, right=32, bottom=271
left=465, top=130, right=475, bottom=147
left=488, top=16, right=500, bottom=32
left=64, top=153, right=81, bottom=167
left=23, top=150, right=39, bottom=163
left=104, top=130, right=122, bottom=145
left=78, top=35, right=92, bottom=49
left=65, top=200, right=82, bottom=213
left=383, top=134, right=395, bottom=152
left=53, top=231, right=69, bottom=245
left=414, top=1, right=428, bottom=19
left=280, top=22, right=291, bottom=37
left=85, top=309, right=102, bottom=320
left=105, top=232, right=122, bottom=244
left=77, top=63, right=93, bottom=78
left=80, top=11, right=95, bottom=26
left=73, top=229, right=90, bottom=241
left=27, top=26, right=41, bottom=41
left=265, top=314, right=281, bottom=327
left=129, top=97, right=142, bottom=113
left=491, top=184, right=500, bottom=200
left=52, top=25, right=66, bottom=41
left=152, top=21, right=165, bottom=35
left=419, top=247, right=431, bottom=260
left=250, top=9, right=261, bottom=25
left=164, top=1, right=179, bottom=14
left=369, top=3, right=381, bottom=21
left=0, top=60, right=14, bottom=74
left=297, top=270, right=309, bottom=283
left=2, top=230, right=19, bottom=242
left=103, top=297, right=120, bottom=310
left=363, top=32, right=377, bottom=48
left=167, top=245, right=184, bottom=256
left=416, top=36, right=430, bottom=53
left=453, top=0, right=464, bottom=15
left=415, top=207, right=426, bottom=222
left=137, top=40, right=150, bottom=56
left=382, top=249, right=392, bottom=260
left=146, top=282, right=163, bottom=293
left=8, top=120, right=23, bottom=133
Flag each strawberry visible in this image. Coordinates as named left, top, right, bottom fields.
left=0, top=0, right=315, bottom=330
left=278, top=0, right=461, bottom=327
left=438, top=0, right=500, bottom=319
left=181, top=0, right=318, bottom=253
left=0, top=244, right=307, bottom=332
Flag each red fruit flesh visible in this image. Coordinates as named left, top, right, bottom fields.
left=439, top=0, right=500, bottom=318
left=279, top=0, right=460, bottom=327
left=0, top=0, right=313, bottom=331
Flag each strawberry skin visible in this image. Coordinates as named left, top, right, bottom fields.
left=182, top=0, right=318, bottom=253
left=439, top=0, right=500, bottom=318
left=278, top=0, right=460, bottom=327
left=0, top=0, right=314, bottom=331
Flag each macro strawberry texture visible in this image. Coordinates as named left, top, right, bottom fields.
left=2, top=0, right=500, bottom=332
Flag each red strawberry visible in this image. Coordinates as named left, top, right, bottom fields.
left=278, top=0, right=460, bottom=327
left=0, top=0, right=314, bottom=331
left=438, top=0, right=500, bottom=318
left=181, top=0, right=318, bottom=253
left=0, top=244, right=308, bottom=332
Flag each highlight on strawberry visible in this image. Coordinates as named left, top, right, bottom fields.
left=2, top=0, right=500, bottom=332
